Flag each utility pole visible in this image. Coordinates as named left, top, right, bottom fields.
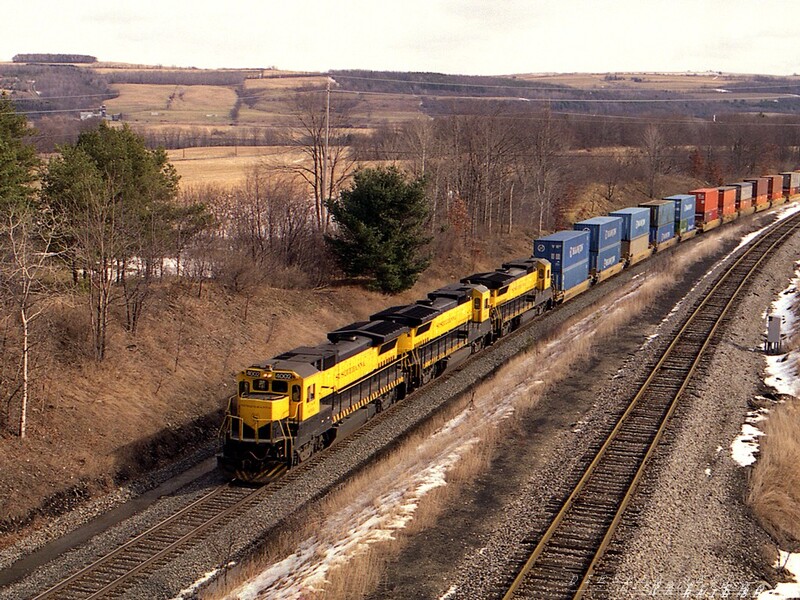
left=322, top=77, right=331, bottom=230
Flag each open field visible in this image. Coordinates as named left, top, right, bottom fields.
left=243, top=75, right=329, bottom=91
left=167, top=145, right=307, bottom=186
left=513, top=71, right=762, bottom=90
left=513, top=71, right=800, bottom=106
left=105, top=84, right=238, bottom=124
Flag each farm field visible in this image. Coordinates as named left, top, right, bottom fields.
left=105, top=83, right=238, bottom=124
left=167, top=145, right=306, bottom=186
left=515, top=71, right=800, bottom=96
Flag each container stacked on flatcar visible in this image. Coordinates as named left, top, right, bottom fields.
left=744, top=177, right=770, bottom=212
left=573, top=216, right=623, bottom=281
left=534, top=230, right=590, bottom=301
left=664, top=194, right=697, bottom=239
left=731, top=181, right=755, bottom=216
left=640, top=200, right=676, bottom=250
left=689, top=188, right=721, bottom=230
left=781, top=171, right=800, bottom=200
left=764, top=175, right=785, bottom=205
left=717, top=186, right=738, bottom=223
left=609, top=206, right=651, bottom=266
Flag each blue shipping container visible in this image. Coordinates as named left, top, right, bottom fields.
left=640, top=200, right=676, bottom=227
left=590, top=244, right=621, bottom=273
left=649, top=223, right=675, bottom=244
left=533, top=230, right=590, bottom=271
left=609, top=207, right=650, bottom=241
left=664, top=194, right=696, bottom=220
left=574, top=216, right=623, bottom=252
left=686, top=214, right=696, bottom=232
left=552, top=260, right=590, bottom=291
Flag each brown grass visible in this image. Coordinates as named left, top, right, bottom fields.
left=243, top=76, right=329, bottom=91
left=748, top=287, right=800, bottom=551
left=748, top=400, right=800, bottom=550
left=167, top=146, right=305, bottom=186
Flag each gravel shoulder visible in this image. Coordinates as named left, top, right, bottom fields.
left=585, top=228, right=799, bottom=599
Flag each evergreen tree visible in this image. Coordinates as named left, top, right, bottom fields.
left=0, top=94, right=39, bottom=213
left=326, top=166, right=430, bottom=293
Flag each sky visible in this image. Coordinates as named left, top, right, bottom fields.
left=3, top=0, right=800, bottom=76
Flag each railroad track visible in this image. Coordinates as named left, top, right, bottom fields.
left=502, top=211, right=800, bottom=600
left=29, top=476, right=272, bottom=600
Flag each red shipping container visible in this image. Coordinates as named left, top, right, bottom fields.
left=763, top=175, right=784, bottom=200
left=697, top=208, right=719, bottom=224
left=689, top=188, right=718, bottom=216
left=717, top=186, right=737, bottom=216
left=744, top=177, right=770, bottom=206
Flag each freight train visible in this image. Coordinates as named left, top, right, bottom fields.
left=218, top=171, right=800, bottom=481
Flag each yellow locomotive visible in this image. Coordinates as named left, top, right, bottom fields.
left=218, top=257, right=552, bottom=480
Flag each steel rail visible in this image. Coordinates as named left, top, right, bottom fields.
left=30, top=464, right=284, bottom=600
left=503, top=211, right=800, bottom=600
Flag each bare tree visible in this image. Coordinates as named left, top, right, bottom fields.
left=639, top=124, right=672, bottom=198
left=0, top=207, right=58, bottom=437
left=523, top=110, right=567, bottom=234
left=277, top=87, right=357, bottom=232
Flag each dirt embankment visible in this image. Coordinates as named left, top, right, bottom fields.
left=0, top=235, right=531, bottom=545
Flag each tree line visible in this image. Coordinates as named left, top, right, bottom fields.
left=13, top=54, right=97, bottom=64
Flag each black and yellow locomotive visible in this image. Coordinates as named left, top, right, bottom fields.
left=218, top=257, right=553, bottom=480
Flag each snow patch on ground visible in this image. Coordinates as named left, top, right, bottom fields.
left=757, top=551, right=800, bottom=599
left=731, top=257, right=800, bottom=469
left=763, top=259, right=800, bottom=396
left=730, top=409, right=768, bottom=467
left=171, top=567, right=225, bottom=600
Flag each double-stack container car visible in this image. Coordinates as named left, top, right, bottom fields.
left=744, top=177, right=770, bottom=211
left=664, top=194, right=697, bottom=239
left=689, top=188, right=721, bottom=231
left=640, top=200, right=676, bottom=250
left=764, top=175, right=785, bottom=205
left=781, top=172, right=800, bottom=199
left=573, top=216, right=623, bottom=281
left=609, top=206, right=650, bottom=266
left=533, top=230, right=590, bottom=301
left=718, top=186, right=738, bottom=223
left=731, top=182, right=755, bottom=216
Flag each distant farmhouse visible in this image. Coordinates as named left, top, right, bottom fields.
left=80, top=105, right=122, bottom=122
